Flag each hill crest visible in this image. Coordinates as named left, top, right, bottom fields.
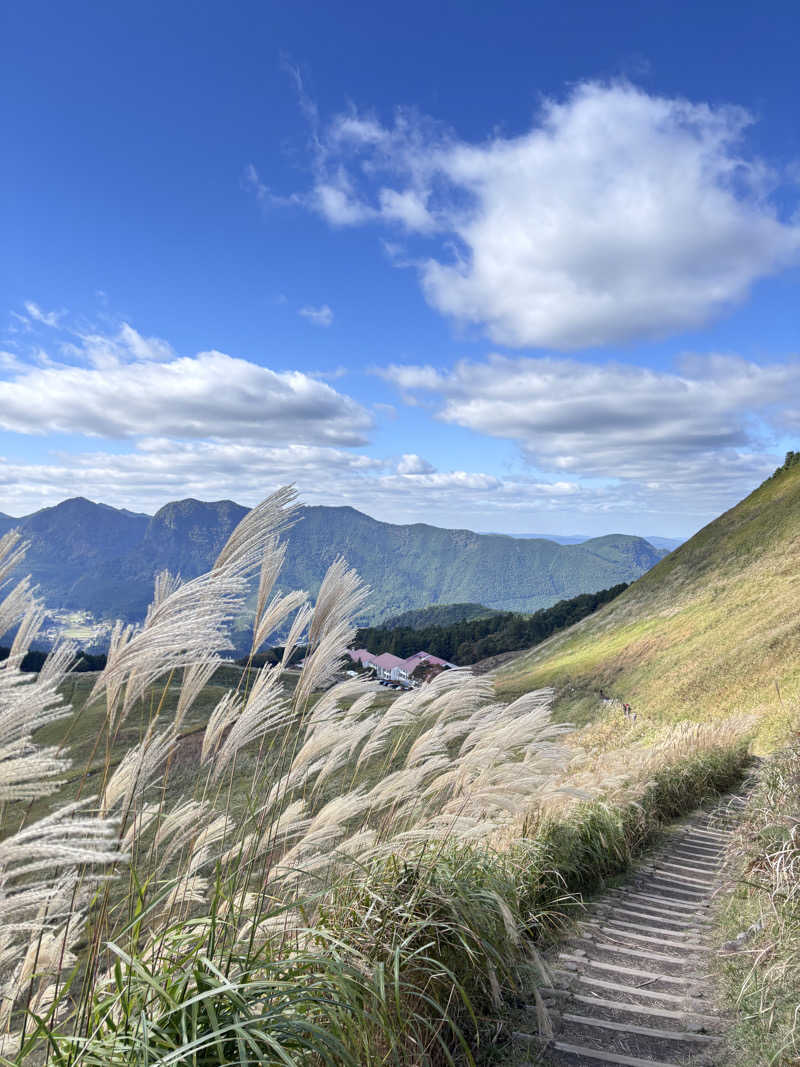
left=496, top=459, right=800, bottom=746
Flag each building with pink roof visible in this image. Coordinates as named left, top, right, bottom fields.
left=402, top=650, right=457, bottom=673
left=347, top=647, right=458, bottom=682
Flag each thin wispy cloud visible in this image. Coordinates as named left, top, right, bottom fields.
left=23, top=301, right=64, bottom=328
left=298, top=304, right=334, bottom=327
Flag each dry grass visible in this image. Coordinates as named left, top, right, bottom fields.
left=715, top=738, right=800, bottom=1066
left=495, top=463, right=800, bottom=751
left=0, top=493, right=757, bottom=1066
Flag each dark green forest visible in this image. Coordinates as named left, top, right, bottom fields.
left=354, top=583, right=629, bottom=665
left=0, top=647, right=107, bottom=672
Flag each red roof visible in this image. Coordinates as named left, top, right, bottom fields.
left=403, top=651, right=456, bottom=670
left=347, top=648, right=457, bottom=672
left=348, top=648, right=372, bottom=665
left=370, top=652, right=408, bottom=670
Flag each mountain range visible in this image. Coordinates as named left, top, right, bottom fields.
left=0, top=497, right=668, bottom=630
left=488, top=532, right=684, bottom=550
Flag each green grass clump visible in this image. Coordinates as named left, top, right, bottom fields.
left=714, top=738, right=800, bottom=1066
left=27, top=742, right=749, bottom=1067
left=522, top=741, right=751, bottom=910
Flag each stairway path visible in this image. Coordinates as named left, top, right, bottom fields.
left=508, top=794, right=747, bottom=1066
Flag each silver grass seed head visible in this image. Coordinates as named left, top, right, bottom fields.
left=0, top=530, right=28, bottom=593
left=213, top=486, right=298, bottom=576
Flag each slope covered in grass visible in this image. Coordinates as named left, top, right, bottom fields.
left=496, top=459, right=800, bottom=745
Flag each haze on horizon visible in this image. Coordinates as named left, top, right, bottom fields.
left=2, top=1, right=798, bottom=538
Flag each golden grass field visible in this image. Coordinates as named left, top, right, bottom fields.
left=495, top=461, right=800, bottom=750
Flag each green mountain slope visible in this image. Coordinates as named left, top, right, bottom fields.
left=1, top=497, right=666, bottom=629
left=279, top=506, right=664, bottom=620
left=496, top=458, right=800, bottom=746
left=9, top=498, right=150, bottom=608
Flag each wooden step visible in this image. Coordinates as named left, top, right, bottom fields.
left=661, top=851, right=719, bottom=868
left=571, top=993, right=721, bottom=1024
left=636, top=876, right=707, bottom=898
left=602, top=917, right=702, bottom=940
left=578, top=976, right=706, bottom=1005
left=607, top=903, right=708, bottom=927
left=551, top=1039, right=684, bottom=1066
left=647, top=872, right=715, bottom=890
left=653, top=860, right=718, bottom=878
left=558, top=954, right=696, bottom=987
left=683, top=828, right=731, bottom=841
left=668, top=848, right=722, bottom=863
left=584, top=938, right=689, bottom=965
left=560, top=1012, right=720, bottom=1044
left=618, top=891, right=704, bottom=914
left=599, top=926, right=704, bottom=950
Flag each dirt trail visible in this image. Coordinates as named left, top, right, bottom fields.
left=506, top=794, right=746, bottom=1066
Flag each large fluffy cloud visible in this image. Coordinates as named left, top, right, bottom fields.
left=0, top=349, right=372, bottom=445
left=280, top=82, right=800, bottom=348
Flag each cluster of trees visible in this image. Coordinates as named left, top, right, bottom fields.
left=0, top=647, right=107, bottom=672
left=5, top=582, right=629, bottom=677
left=354, top=583, right=629, bottom=666
left=378, top=603, right=492, bottom=630
left=764, top=450, right=800, bottom=487
left=236, top=646, right=306, bottom=669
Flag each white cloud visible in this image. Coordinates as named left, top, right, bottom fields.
left=298, top=303, right=334, bottom=327
left=288, top=83, right=800, bottom=348
left=378, top=352, right=798, bottom=491
left=242, top=163, right=269, bottom=201
left=0, top=351, right=25, bottom=376
left=2, top=431, right=759, bottom=532
left=0, top=347, right=371, bottom=445
left=397, top=453, right=435, bottom=474
left=378, top=188, right=436, bottom=232
left=0, top=436, right=587, bottom=526
left=23, top=301, right=64, bottom=328
left=0, top=440, right=381, bottom=515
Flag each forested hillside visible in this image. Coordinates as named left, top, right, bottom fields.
left=355, top=583, right=628, bottom=664
left=0, top=498, right=665, bottom=628
left=366, top=602, right=494, bottom=630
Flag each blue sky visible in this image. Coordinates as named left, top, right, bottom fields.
left=1, top=0, right=798, bottom=536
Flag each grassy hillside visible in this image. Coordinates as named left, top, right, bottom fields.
left=496, top=459, right=800, bottom=747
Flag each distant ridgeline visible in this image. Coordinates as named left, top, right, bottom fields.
left=355, top=583, right=629, bottom=666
